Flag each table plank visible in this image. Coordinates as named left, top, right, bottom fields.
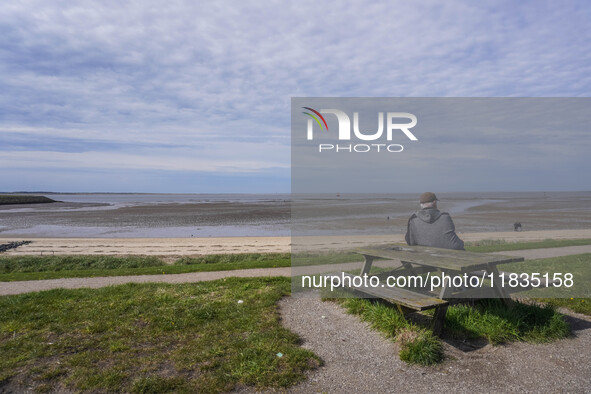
left=355, top=245, right=523, bottom=272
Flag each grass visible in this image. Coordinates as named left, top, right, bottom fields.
left=2, top=242, right=588, bottom=314
left=3, top=238, right=589, bottom=282
left=465, top=238, right=591, bottom=253
left=498, top=253, right=590, bottom=298
left=495, top=252, right=591, bottom=314
left=468, top=240, right=591, bottom=315
left=0, top=195, right=57, bottom=205
left=291, top=251, right=362, bottom=266
left=326, top=295, right=443, bottom=365
left=0, top=253, right=291, bottom=281
left=326, top=295, right=569, bottom=366
left=444, top=299, right=570, bottom=344
left=0, top=277, right=320, bottom=392
left=397, top=328, right=444, bottom=365
left=0, top=255, right=165, bottom=273
left=533, top=298, right=591, bottom=315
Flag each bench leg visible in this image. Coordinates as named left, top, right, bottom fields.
left=438, top=276, right=455, bottom=299
left=488, top=264, right=513, bottom=307
left=432, top=304, right=448, bottom=336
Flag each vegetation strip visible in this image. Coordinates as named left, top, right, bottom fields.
left=1, top=240, right=588, bottom=315
left=0, top=278, right=320, bottom=393
left=0, top=195, right=57, bottom=205
left=0, top=254, right=291, bottom=282
left=465, top=238, right=591, bottom=253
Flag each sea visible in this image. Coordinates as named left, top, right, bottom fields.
left=1, top=192, right=590, bottom=238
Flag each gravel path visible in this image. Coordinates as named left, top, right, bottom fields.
left=281, top=292, right=591, bottom=393
left=0, top=267, right=291, bottom=296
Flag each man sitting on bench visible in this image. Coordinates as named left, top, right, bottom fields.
left=405, top=192, right=465, bottom=251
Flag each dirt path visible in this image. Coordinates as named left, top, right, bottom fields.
left=0, top=267, right=291, bottom=296
left=281, top=292, right=591, bottom=393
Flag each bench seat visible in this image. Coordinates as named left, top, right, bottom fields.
left=338, top=272, right=448, bottom=311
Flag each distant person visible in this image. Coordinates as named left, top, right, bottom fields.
left=405, top=192, right=465, bottom=250
left=513, top=222, right=522, bottom=231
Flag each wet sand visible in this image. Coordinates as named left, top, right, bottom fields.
left=2, top=192, right=591, bottom=238
left=2, top=229, right=591, bottom=256
left=0, top=200, right=291, bottom=237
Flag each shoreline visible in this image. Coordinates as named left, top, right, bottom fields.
left=2, top=229, right=591, bottom=256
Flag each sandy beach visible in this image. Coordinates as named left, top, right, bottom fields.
left=0, top=236, right=290, bottom=256
left=2, top=229, right=591, bottom=256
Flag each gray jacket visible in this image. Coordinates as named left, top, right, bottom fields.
left=405, top=208, right=465, bottom=250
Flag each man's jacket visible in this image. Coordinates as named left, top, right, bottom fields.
left=404, top=208, right=465, bottom=250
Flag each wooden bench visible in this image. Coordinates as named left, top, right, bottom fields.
left=355, top=245, right=525, bottom=304
left=337, top=272, right=449, bottom=335
left=342, top=245, right=527, bottom=335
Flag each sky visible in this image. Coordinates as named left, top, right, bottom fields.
left=292, top=98, right=591, bottom=193
left=1, top=0, right=590, bottom=193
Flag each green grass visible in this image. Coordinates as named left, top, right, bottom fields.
left=0, top=278, right=320, bottom=392
left=444, top=299, right=570, bottom=344
left=470, top=243, right=591, bottom=315
left=4, top=238, right=590, bottom=282
left=497, top=253, right=590, bottom=299
left=0, top=253, right=291, bottom=282
left=397, top=328, right=444, bottom=365
left=465, top=238, right=591, bottom=253
left=325, top=294, right=569, bottom=366
left=326, top=295, right=443, bottom=365
left=0, top=195, right=57, bottom=205
left=291, top=251, right=362, bottom=266
left=533, top=298, right=591, bottom=315
left=0, top=255, right=165, bottom=273
left=176, top=253, right=290, bottom=266
left=500, top=252, right=591, bottom=315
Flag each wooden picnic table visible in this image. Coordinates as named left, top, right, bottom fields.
left=336, top=244, right=525, bottom=335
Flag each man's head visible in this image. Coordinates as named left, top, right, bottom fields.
left=419, top=192, right=438, bottom=209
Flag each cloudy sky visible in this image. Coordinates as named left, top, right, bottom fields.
left=1, top=0, right=590, bottom=193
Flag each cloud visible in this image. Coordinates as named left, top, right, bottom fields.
left=0, top=149, right=287, bottom=172
left=0, top=1, right=590, bottom=191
